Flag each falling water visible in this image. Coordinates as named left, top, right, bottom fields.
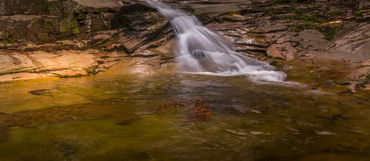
left=142, top=0, right=286, bottom=82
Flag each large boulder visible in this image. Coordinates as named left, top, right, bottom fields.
left=0, top=0, right=141, bottom=42
left=330, top=23, right=370, bottom=63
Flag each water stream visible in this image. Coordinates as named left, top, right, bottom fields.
left=143, top=0, right=286, bottom=82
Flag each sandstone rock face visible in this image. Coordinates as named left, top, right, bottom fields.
left=0, top=50, right=123, bottom=82
left=189, top=4, right=242, bottom=16
left=267, top=43, right=295, bottom=61
left=294, top=30, right=331, bottom=50
left=72, top=0, right=123, bottom=8
left=0, top=0, right=175, bottom=83
left=330, top=23, right=370, bottom=63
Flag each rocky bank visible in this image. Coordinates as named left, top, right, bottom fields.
left=0, top=0, right=175, bottom=82
left=0, top=0, right=369, bottom=93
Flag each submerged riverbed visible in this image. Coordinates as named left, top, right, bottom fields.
left=0, top=73, right=369, bottom=161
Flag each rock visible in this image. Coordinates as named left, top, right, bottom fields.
left=273, top=13, right=296, bottom=19
left=258, top=23, right=289, bottom=33
left=100, top=41, right=176, bottom=76
left=100, top=55, right=172, bottom=75
left=0, top=73, right=54, bottom=83
left=221, top=14, right=248, bottom=22
left=189, top=4, right=242, bottom=16
left=340, top=82, right=359, bottom=94
left=330, top=23, right=370, bottom=63
left=236, top=45, right=267, bottom=53
left=358, top=0, right=370, bottom=9
left=28, top=89, right=52, bottom=96
left=267, top=42, right=296, bottom=61
left=72, top=0, right=123, bottom=9
left=348, top=60, right=370, bottom=81
left=356, top=14, right=370, bottom=22
left=235, top=36, right=270, bottom=48
left=0, top=50, right=123, bottom=83
left=0, top=0, right=173, bottom=83
left=0, top=0, right=49, bottom=16
left=292, top=30, right=331, bottom=50
left=0, top=0, right=162, bottom=42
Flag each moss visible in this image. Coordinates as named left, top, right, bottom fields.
left=71, top=27, right=80, bottom=35
left=2, top=32, right=16, bottom=44
left=34, top=0, right=49, bottom=15
left=292, top=8, right=302, bottom=15
left=59, top=17, right=80, bottom=35
left=29, top=18, right=60, bottom=42
left=326, top=9, right=344, bottom=18
left=290, top=0, right=298, bottom=3
left=35, top=18, right=58, bottom=31
left=291, top=20, right=342, bottom=40
left=291, top=22, right=317, bottom=32
left=47, top=1, right=64, bottom=16
left=272, top=0, right=284, bottom=6
left=264, top=7, right=283, bottom=16
left=290, top=13, right=325, bottom=23
left=290, top=8, right=344, bottom=40
left=356, top=10, right=367, bottom=16
left=292, top=22, right=342, bottom=40
left=43, top=20, right=55, bottom=31
left=319, top=24, right=343, bottom=40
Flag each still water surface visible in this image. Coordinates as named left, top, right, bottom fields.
left=0, top=73, right=369, bottom=161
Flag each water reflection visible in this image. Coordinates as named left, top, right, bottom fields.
left=0, top=74, right=368, bottom=161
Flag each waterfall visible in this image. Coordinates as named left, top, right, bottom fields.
left=142, top=0, right=286, bottom=82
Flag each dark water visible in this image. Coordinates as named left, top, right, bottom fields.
left=0, top=73, right=369, bottom=161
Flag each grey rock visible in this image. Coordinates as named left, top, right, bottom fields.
left=359, top=0, right=370, bottom=9
left=292, top=29, right=331, bottom=50
left=267, top=42, right=296, bottom=61
left=189, top=4, right=242, bottom=16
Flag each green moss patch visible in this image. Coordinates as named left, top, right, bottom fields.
left=290, top=9, right=345, bottom=40
left=59, top=17, right=80, bottom=35
left=2, top=32, right=16, bottom=44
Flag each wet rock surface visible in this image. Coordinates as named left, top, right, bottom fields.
left=166, top=0, right=369, bottom=92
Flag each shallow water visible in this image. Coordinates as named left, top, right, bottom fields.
left=0, top=73, right=369, bottom=161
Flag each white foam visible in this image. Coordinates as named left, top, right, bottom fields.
left=143, top=0, right=288, bottom=83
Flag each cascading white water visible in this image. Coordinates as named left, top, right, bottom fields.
left=142, top=0, right=286, bottom=82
